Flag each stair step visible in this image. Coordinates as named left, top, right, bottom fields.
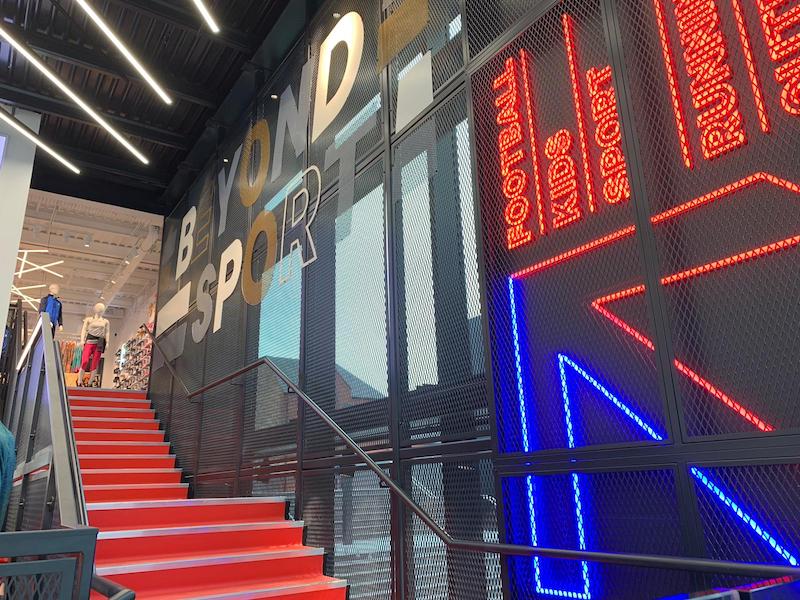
left=82, top=469, right=182, bottom=486
left=68, top=388, right=147, bottom=400
left=77, top=441, right=171, bottom=456
left=134, top=577, right=348, bottom=599
left=96, top=521, right=305, bottom=566
left=96, top=549, right=325, bottom=595
left=75, top=428, right=165, bottom=443
left=85, top=483, right=189, bottom=502
left=71, top=406, right=156, bottom=419
left=72, top=417, right=160, bottom=431
left=79, top=455, right=177, bottom=470
left=87, top=498, right=289, bottom=531
left=70, top=397, right=152, bottom=409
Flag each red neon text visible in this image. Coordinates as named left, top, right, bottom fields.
left=756, top=0, right=800, bottom=116
left=587, top=66, right=631, bottom=205
left=494, top=58, right=535, bottom=250
left=673, top=0, right=747, bottom=160
left=544, top=129, right=583, bottom=230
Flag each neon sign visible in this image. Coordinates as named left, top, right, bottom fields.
left=587, top=66, right=631, bottom=205
left=672, top=0, right=747, bottom=160
left=493, top=57, right=535, bottom=250
left=756, top=0, right=800, bottom=116
left=492, top=14, right=633, bottom=250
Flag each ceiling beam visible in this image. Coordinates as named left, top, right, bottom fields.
left=17, top=27, right=220, bottom=109
left=55, top=145, right=171, bottom=188
left=0, top=82, right=189, bottom=150
left=103, top=0, right=258, bottom=53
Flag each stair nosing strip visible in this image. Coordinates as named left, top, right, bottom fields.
left=184, top=578, right=348, bottom=600
left=77, top=441, right=169, bottom=446
left=94, top=548, right=323, bottom=576
left=97, top=521, right=305, bottom=539
left=87, top=497, right=289, bottom=510
left=82, top=468, right=180, bottom=474
left=84, top=483, right=189, bottom=490
left=72, top=417, right=159, bottom=423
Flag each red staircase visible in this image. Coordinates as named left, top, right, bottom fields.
left=68, top=388, right=347, bottom=599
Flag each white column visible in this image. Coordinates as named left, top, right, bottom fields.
left=0, top=107, right=41, bottom=331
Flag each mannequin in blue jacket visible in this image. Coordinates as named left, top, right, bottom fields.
left=38, top=283, right=64, bottom=334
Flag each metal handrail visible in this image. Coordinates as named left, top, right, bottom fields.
left=142, top=324, right=800, bottom=579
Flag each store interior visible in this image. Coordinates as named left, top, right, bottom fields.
left=11, top=189, right=161, bottom=390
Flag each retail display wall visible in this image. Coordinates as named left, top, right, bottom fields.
left=152, top=0, right=800, bottom=598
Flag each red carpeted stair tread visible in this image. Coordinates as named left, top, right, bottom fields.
left=84, top=483, right=189, bottom=502
left=67, top=387, right=147, bottom=400
left=74, top=428, right=166, bottom=442
left=135, top=576, right=347, bottom=599
left=70, top=397, right=152, bottom=409
left=87, top=498, right=289, bottom=530
left=71, top=406, right=156, bottom=419
left=95, top=522, right=305, bottom=566
left=82, top=468, right=182, bottom=485
left=77, top=441, right=171, bottom=455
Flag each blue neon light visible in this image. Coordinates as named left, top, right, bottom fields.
left=558, top=354, right=664, bottom=444
left=690, top=467, right=799, bottom=567
left=508, top=277, right=531, bottom=453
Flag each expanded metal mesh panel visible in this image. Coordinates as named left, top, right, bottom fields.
left=503, top=468, right=690, bottom=599
left=303, top=467, right=392, bottom=600
left=5, top=483, right=21, bottom=530
left=692, top=464, right=800, bottom=569
left=304, top=161, right=390, bottom=458
left=244, top=469, right=296, bottom=520
left=614, top=0, right=800, bottom=438
left=387, top=0, right=464, bottom=133
left=309, top=0, right=384, bottom=190
left=20, top=476, right=48, bottom=531
left=465, top=0, right=550, bottom=59
left=5, top=572, right=63, bottom=600
left=472, top=0, right=665, bottom=453
left=392, top=91, right=489, bottom=446
left=404, top=457, right=502, bottom=600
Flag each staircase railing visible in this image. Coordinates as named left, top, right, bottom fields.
left=142, top=323, right=800, bottom=581
left=2, top=314, right=135, bottom=600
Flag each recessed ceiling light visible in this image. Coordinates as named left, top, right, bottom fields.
left=333, top=12, right=341, bottom=18
left=223, top=158, right=229, bottom=163
left=74, top=0, right=172, bottom=105
left=111, top=279, right=117, bottom=284
left=0, top=23, right=149, bottom=164
left=190, top=0, right=221, bottom=33
left=0, top=106, right=80, bottom=174
left=84, top=233, right=92, bottom=247
left=124, top=259, right=130, bottom=265
left=270, top=94, right=279, bottom=100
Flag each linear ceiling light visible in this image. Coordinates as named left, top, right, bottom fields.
left=0, top=23, right=150, bottom=164
left=73, top=0, right=173, bottom=104
left=190, top=0, right=221, bottom=33
left=0, top=105, right=81, bottom=174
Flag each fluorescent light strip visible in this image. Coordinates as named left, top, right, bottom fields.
left=0, top=106, right=80, bottom=174
left=0, top=24, right=149, bottom=164
left=73, top=0, right=172, bottom=105
left=190, top=0, right=221, bottom=33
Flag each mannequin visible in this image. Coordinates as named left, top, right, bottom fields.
left=78, top=303, right=111, bottom=387
left=38, top=283, right=64, bottom=333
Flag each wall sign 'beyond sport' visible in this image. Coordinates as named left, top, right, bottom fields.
left=157, top=5, right=434, bottom=345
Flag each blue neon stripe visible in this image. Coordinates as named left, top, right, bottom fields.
left=508, top=277, right=530, bottom=453
left=691, top=467, right=799, bottom=567
left=264, top=171, right=304, bottom=212
left=558, top=354, right=664, bottom=444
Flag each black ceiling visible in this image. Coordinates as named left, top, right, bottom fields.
left=0, top=0, right=303, bottom=215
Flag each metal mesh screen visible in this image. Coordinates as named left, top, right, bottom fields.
left=303, top=467, right=392, bottom=600
left=614, top=0, right=800, bottom=439
left=392, top=91, right=488, bottom=446
left=4, top=572, right=63, bottom=600
left=304, top=160, right=390, bottom=458
left=404, top=456, right=502, bottom=599
left=503, top=468, right=692, bottom=599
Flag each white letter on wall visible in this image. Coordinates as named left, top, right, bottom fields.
left=311, top=11, right=365, bottom=142
left=213, top=239, right=243, bottom=333
left=176, top=206, right=196, bottom=281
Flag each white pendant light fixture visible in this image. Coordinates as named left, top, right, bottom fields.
left=190, top=0, right=221, bottom=33
left=73, top=0, right=173, bottom=105
left=0, top=23, right=150, bottom=164
left=0, top=105, right=81, bottom=174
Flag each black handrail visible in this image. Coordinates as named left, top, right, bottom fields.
left=143, top=324, right=800, bottom=579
